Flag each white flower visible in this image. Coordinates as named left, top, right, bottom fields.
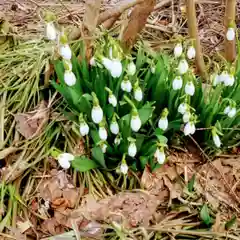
left=114, top=136, right=121, bottom=145
left=184, top=122, right=196, bottom=136
left=128, top=142, right=137, bottom=157
left=213, top=74, right=220, bottom=86
left=108, top=94, right=117, bottom=107
left=131, top=114, right=141, bottom=132
left=99, top=127, right=107, bottom=140
left=219, top=71, right=228, bottom=83
left=110, top=59, right=122, bottom=78
left=57, top=153, right=74, bottom=169
left=134, top=87, right=143, bottom=101
left=178, top=103, right=187, bottom=114
left=127, top=62, right=136, bottom=76
left=151, top=66, right=156, bottom=74
left=224, top=106, right=231, bottom=114
left=110, top=121, right=119, bottom=135
left=158, top=117, right=168, bottom=131
left=178, top=59, right=189, bottom=75
left=185, top=81, right=195, bottom=96
left=59, top=44, right=72, bottom=60
left=174, top=43, right=183, bottom=58
left=183, top=111, right=191, bottom=123
left=226, top=28, right=235, bottom=41
left=90, top=57, right=96, bottom=66
left=102, top=57, right=113, bottom=70
left=224, top=74, right=235, bottom=86
left=64, top=71, right=76, bottom=86
left=121, top=79, right=132, bottom=92
left=46, top=22, right=57, bottom=41
left=101, top=143, right=107, bottom=153
left=213, top=134, right=221, bottom=148
left=91, top=106, right=103, bottom=124
left=228, top=107, right=237, bottom=118
left=154, top=148, right=165, bottom=164
left=187, top=46, right=196, bottom=59
left=79, top=122, right=89, bottom=136
left=120, top=162, right=128, bottom=174
left=172, top=76, right=183, bottom=90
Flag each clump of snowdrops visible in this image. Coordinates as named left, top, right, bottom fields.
left=45, top=17, right=239, bottom=174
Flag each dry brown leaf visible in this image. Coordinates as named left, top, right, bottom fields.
left=15, top=101, right=49, bottom=139
left=62, top=188, right=79, bottom=209
left=16, top=220, right=32, bottom=233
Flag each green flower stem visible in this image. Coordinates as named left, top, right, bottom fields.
left=91, top=92, right=99, bottom=106
left=123, top=95, right=136, bottom=110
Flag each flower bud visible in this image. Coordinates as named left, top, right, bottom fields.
left=185, top=81, right=195, bottom=96
left=187, top=46, right=196, bottom=59
left=154, top=148, right=165, bottom=164
left=128, top=142, right=137, bottom=157
left=79, top=122, right=89, bottom=136
left=134, top=87, right=143, bottom=102
left=158, top=117, right=168, bottom=131
left=102, top=57, right=113, bottom=70
left=59, top=44, right=72, bottom=60
left=127, top=62, right=136, bottom=76
left=91, top=106, right=103, bottom=124
left=172, top=76, right=183, bottom=90
left=130, top=112, right=141, bottom=132
left=110, top=59, right=122, bottom=78
left=46, top=22, right=57, bottom=41
left=121, top=79, right=132, bottom=92
left=114, top=135, right=121, bottom=145
left=99, top=126, right=107, bottom=140
left=174, top=43, right=183, bottom=58
left=212, top=133, right=221, bottom=148
left=178, top=103, right=187, bottom=115
left=184, top=122, right=196, bottom=136
left=57, top=153, right=74, bottom=169
left=64, top=71, right=76, bottom=86
left=226, top=28, right=235, bottom=41
left=108, top=94, right=117, bottom=107
left=110, top=121, right=119, bottom=135
left=183, top=111, right=191, bottom=123
left=120, top=162, right=128, bottom=174
left=178, top=59, right=189, bottom=75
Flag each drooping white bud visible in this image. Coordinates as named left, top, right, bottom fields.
left=127, top=62, right=136, bottom=76
left=110, top=59, right=123, bottom=78
left=128, top=142, right=137, bottom=157
left=114, top=135, right=121, bottom=145
left=228, top=107, right=237, bottom=118
left=46, top=22, right=57, bottom=41
left=108, top=94, right=117, bottom=107
left=64, top=71, right=76, bottom=86
left=79, top=122, right=89, bottom=136
left=121, top=79, right=132, bottom=92
left=172, top=76, right=183, bottom=90
left=183, top=111, right=191, bottom=123
left=120, top=162, right=128, bottom=174
left=226, top=28, right=235, bottom=41
left=102, top=57, right=113, bottom=70
left=134, top=87, right=143, bottom=102
left=154, top=148, right=166, bottom=164
left=91, top=106, right=103, bottom=124
left=178, top=59, right=189, bottom=75
left=110, top=121, right=119, bottom=135
left=57, top=153, right=74, bottom=169
left=224, top=106, right=231, bottom=114
left=99, top=127, right=107, bottom=140
left=101, top=143, right=107, bottom=153
left=184, top=122, right=196, bottom=136
left=185, top=81, right=195, bottom=96
left=59, top=44, right=72, bottom=60
left=213, top=134, right=221, bottom=148
left=187, top=46, right=196, bottom=60
left=224, top=74, right=235, bottom=87
left=130, top=114, right=141, bottom=132
left=178, top=103, right=188, bottom=115
left=158, top=117, right=168, bottom=131
left=174, top=43, right=183, bottom=58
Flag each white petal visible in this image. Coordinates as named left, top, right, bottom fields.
left=151, top=66, right=156, bottom=74
left=58, top=153, right=74, bottom=162
left=80, top=122, right=89, bottom=136
left=58, top=158, right=71, bottom=169
left=91, top=106, right=103, bottom=124
left=120, top=163, right=128, bottom=174
left=224, top=75, right=235, bottom=86
left=219, top=71, right=229, bottom=83
left=99, top=127, right=108, bottom=140
left=178, top=103, right=187, bottom=114
left=187, top=46, right=196, bottom=60
left=90, top=57, right=96, bottom=66
left=110, top=59, right=122, bottom=78
left=110, top=122, right=119, bottom=135
left=154, top=148, right=165, bottom=164
left=178, top=59, right=189, bottom=75
left=213, top=135, right=221, bottom=148
left=134, top=88, right=143, bottom=101
left=158, top=117, right=168, bottom=131
left=184, top=122, right=193, bottom=136
left=108, top=94, right=117, bottom=107
left=64, top=71, right=76, bottom=86
left=102, top=57, right=113, bottom=70
left=226, top=28, right=235, bottom=41
left=59, top=44, right=72, bottom=60
left=224, top=106, right=231, bottom=114
left=185, top=81, right=195, bottom=96
left=46, top=22, right=57, bottom=41
left=121, top=80, right=132, bottom=92
left=190, top=123, right=196, bottom=135
left=213, top=74, right=220, bottom=86
left=174, top=43, right=183, bottom=58
left=128, top=142, right=137, bottom=157
left=228, top=108, right=237, bottom=118
left=127, top=62, right=136, bottom=76
left=183, top=112, right=191, bottom=123
left=131, top=115, right=141, bottom=132
left=172, top=76, right=183, bottom=90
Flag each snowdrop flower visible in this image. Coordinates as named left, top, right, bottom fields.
left=172, top=76, right=183, bottom=90
left=128, top=142, right=137, bottom=157
left=90, top=57, right=96, bottom=66
left=178, top=59, right=189, bottom=75
left=187, top=46, right=196, bottom=59
left=110, top=59, right=123, bottom=78
left=91, top=106, right=103, bottom=123
left=114, top=135, right=121, bottom=145
left=99, top=125, right=107, bottom=141
left=130, top=110, right=141, bottom=132
left=110, top=121, right=119, bottom=135
left=79, top=122, right=89, bottom=136
left=185, top=81, right=195, bottom=96
left=46, top=22, right=57, bottom=41
left=224, top=106, right=231, bottom=114
left=226, top=28, right=235, bottom=41
left=158, top=117, right=168, bottom=131
left=184, top=122, right=196, bottom=136
left=108, top=93, right=117, bottom=107
left=212, top=131, right=221, bottom=148
left=59, top=44, right=72, bottom=60
left=64, top=70, right=76, bottom=86
left=121, top=78, right=132, bottom=92
left=100, top=143, right=107, bottom=153
left=102, top=57, right=113, bottom=70
left=174, top=43, right=183, bottom=58
left=127, top=62, right=136, bottom=76
left=154, top=148, right=165, bottom=164
left=151, top=66, right=156, bottom=74
left=178, top=103, right=188, bottom=115
left=134, top=87, right=143, bottom=102
left=183, top=111, right=191, bottom=123
left=224, top=74, right=235, bottom=87
left=228, top=107, right=237, bottom=118
left=120, top=161, right=128, bottom=174
left=57, top=153, right=74, bottom=169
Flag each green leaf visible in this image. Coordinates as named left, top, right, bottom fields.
left=155, top=129, right=168, bottom=144
left=138, top=102, right=155, bottom=125
left=200, top=204, right=212, bottom=226
left=91, top=147, right=106, bottom=168
left=71, top=156, right=98, bottom=172
left=187, top=174, right=195, bottom=192
left=139, top=156, right=148, bottom=169
left=225, top=215, right=237, bottom=230
left=90, top=129, right=100, bottom=144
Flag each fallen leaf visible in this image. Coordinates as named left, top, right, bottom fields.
left=16, top=220, right=32, bottom=233
left=62, top=188, right=79, bottom=208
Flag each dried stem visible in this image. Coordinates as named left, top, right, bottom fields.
left=186, top=0, right=207, bottom=80
left=224, top=0, right=236, bottom=62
